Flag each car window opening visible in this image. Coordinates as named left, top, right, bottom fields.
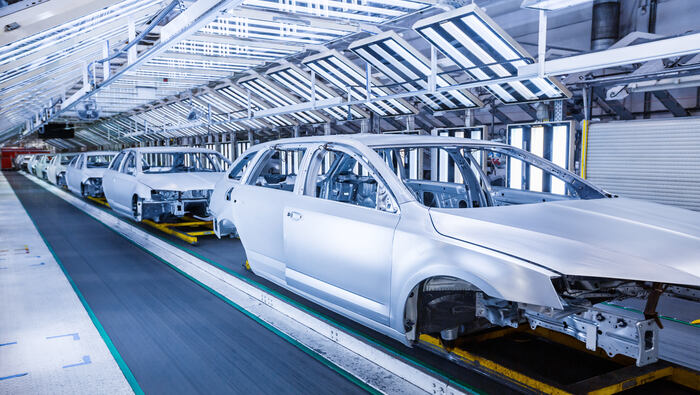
left=374, top=145, right=605, bottom=209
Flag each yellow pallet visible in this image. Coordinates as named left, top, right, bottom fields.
left=86, top=196, right=213, bottom=245
left=142, top=216, right=214, bottom=245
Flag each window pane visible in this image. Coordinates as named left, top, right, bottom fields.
left=86, top=154, right=114, bottom=168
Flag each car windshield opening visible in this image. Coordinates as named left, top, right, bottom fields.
left=141, top=152, right=223, bottom=173
left=374, top=145, right=605, bottom=209
left=86, top=154, right=114, bottom=168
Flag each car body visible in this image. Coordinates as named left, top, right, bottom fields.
left=218, top=134, right=700, bottom=367
left=102, top=147, right=229, bottom=222
left=65, top=151, right=117, bottom=197
left=34, top=154, right=54, bottom=180
left=46, top=153, right=77, bottom=186
left=14, top=154, right=33, bottom=171
left=27, top=154, right=44, bottom=175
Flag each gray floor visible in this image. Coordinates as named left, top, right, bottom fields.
left=5, top=172, right=365, bottom=395
left=0, top=172, right=131, bottom=395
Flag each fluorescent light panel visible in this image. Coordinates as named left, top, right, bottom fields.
left=240, top=0, right=431, bottom=24
left=217, top=86, right=294, bottom=127
left=349, top=31, right=483, bottom=112
left=266, top=65, right=365, bottom=121
left=302, top=51, right=415, bottom=116
left=239, top=75, right=327, bottom=124
left=413, top=5, right=571, bottom=104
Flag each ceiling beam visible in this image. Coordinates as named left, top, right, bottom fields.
left=652, top=90, right=690, bottom=117
left=517, top=103, right=538, bottom=120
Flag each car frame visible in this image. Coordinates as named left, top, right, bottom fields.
left=46, top=152, right=77, bottom=187
left=27, top=154, right=44, bottom=176
left=218, top=134, right=700, bottom=368
left=34, top=153, right=54, bottom=180
left=65, top=151, right=117, bottom=197
left=102, top=147, right=230, bottom=222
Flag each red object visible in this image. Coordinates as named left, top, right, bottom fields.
left=0, top=147, right=49, bottom=170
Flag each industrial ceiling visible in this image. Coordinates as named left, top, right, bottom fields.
left=1, top=0, right=699, bottom=149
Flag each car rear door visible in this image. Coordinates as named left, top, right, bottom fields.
left=230, top=145, right=308, bottom=283
left=282, top=144, right=400, bottom=326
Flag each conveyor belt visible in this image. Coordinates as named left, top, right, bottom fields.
left=5, top=172, right=366, bottom=394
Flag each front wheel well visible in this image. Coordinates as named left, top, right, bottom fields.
left=404, top=276, right=491, bottom=345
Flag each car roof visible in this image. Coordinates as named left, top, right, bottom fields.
left=253, top=134, right=508, bottom=149
left=83, top=151, right=118, bottom=156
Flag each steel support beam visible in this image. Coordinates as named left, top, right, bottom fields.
left=652, top=90, right=690, bottom=117
left=518, top=104, right=538, bottom=120
left=520, top=33, right=700, bottom=77
left=26, top=0, right=244, bottom=137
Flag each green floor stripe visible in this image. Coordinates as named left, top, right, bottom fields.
left=9, top=178, right=144, bottom=395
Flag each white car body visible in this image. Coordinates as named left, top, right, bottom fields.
left=65, top=151, right=117, bottom=197
left=102, top=147, right=229, bottom=222
left=34, top=154, right=54, bottom=180
left=28, top=154, right=46, bottom=176
left=46, top=153, right=78, bottom=186
left=215, top=134, right=700, bottom=368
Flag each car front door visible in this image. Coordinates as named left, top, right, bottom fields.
left=283, top=144, right=400, bottom=326
left=210, top=150, right=259, bottom=237
left=109, top=152, right=137, bottom=214
left=230, top=145, right=308, bottom=284
left=66, top=154, right=84, bottom=194
left=102, top=151, right=125, bottom=206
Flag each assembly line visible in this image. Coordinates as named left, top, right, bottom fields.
left=3, top=0, right=700, bottom=393
left=7, top=135, right=700, bottom=394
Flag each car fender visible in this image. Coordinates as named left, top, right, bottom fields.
left=134, top=182, right=153, bottom=201
left=390, top=225, right=563, bottom=334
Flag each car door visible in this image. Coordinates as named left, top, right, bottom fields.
left=102, top=151, right=126, bottom=204
left=210, top=150, right=260, bottom=237
left=66, top=154, right=84, bottom=194
left=283, top=144, right=400, bottom=325
left=230, top=145, right=308, bottom=283
left=108, top=151, right=138, bottom=214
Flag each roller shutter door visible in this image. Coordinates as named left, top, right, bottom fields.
left=586, top=117, right=700, bottom=211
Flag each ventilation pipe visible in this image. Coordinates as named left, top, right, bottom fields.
left=591, top=0, right=620, bottom=51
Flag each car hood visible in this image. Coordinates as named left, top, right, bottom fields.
left=429, top=198, right=700, bottom=287
left=137, top=172, right=223, bottom=191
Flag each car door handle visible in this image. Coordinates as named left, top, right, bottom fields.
left=287, top=211, right=302, bottom=221
left=225, top=186, right=235, bottom=201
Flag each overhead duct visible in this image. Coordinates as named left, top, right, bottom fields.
left=591, top=0, right=619, bottom=51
